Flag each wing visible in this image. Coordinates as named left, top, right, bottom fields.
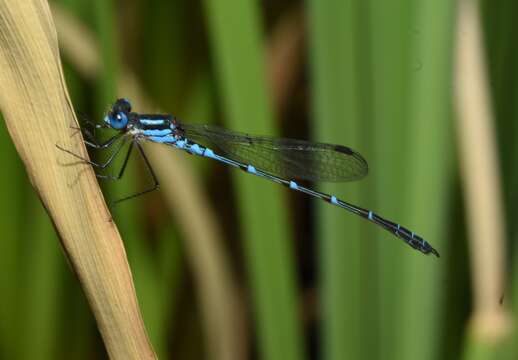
left=178, top=123, right=368, bottom=182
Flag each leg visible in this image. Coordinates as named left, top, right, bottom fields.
left=69, top=115, right=109, bottom=140
left=56, top=135, right=128, bottom=169
left=96, top=139, right=134, bottom=181
left=76, top=112, right=110, bottom=132
left=110, top=141, right=160, bottom=205
left=81, top=119, right=114, bottom=147
left=84, top=132, right=124, bottom=149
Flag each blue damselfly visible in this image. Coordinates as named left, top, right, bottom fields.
left=58, top=98, right=439, bottom=257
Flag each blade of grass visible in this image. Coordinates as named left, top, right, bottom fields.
left=0, top=1, right=155, bottom=357
left=308, top=1, right=367, bottom=358
left=394, top=1, right=455, bottom=359
left=202, top=0, right=303, bottom=359
left=481, top=0, right=518, bottom=220
left=369, top=1, right=413, bottom=359
left=139, top=0, right=189, bottom=110
left=92, top=0, right=117, bottom=103
left=353, top=3, right=381, bottom=358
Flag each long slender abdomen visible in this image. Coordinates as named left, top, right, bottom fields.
left=175, top=139, right=439, bottom=257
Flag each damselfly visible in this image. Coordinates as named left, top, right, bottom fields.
left=59, top=98, right=439, bottom=257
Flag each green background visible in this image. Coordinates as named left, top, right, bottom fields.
left=0, top=0, right=516, bottom=359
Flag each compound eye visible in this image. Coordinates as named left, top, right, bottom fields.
left=114, top=98, right=132, bottom=113
left=109, top=111, right=129, bottom=129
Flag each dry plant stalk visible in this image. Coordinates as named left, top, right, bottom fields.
left=0, top=1, right=156, bottom=358
left=455, top=0, right=511, bottom=341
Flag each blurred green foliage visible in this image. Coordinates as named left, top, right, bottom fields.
left=0, top=0, right=517, bottom=359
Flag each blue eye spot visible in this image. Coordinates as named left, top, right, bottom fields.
left=109, top=112, right=128, bottom=129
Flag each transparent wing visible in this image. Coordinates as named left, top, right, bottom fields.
left=179, top=123, right=368, bottom=182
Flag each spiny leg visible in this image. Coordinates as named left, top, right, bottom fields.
left=58, top=135, right=159, bottom=204
left=84, top=133, right=125, bottom=149
left=56, top=135, right=128, bottom=170
left=96, top=139, right=133, bottom=181
left=108, top=141, right=160, bottom=205
left=69, top=115, right=109, bottom=140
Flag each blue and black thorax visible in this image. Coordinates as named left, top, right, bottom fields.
left=105, top=98, right=184, bottom=140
